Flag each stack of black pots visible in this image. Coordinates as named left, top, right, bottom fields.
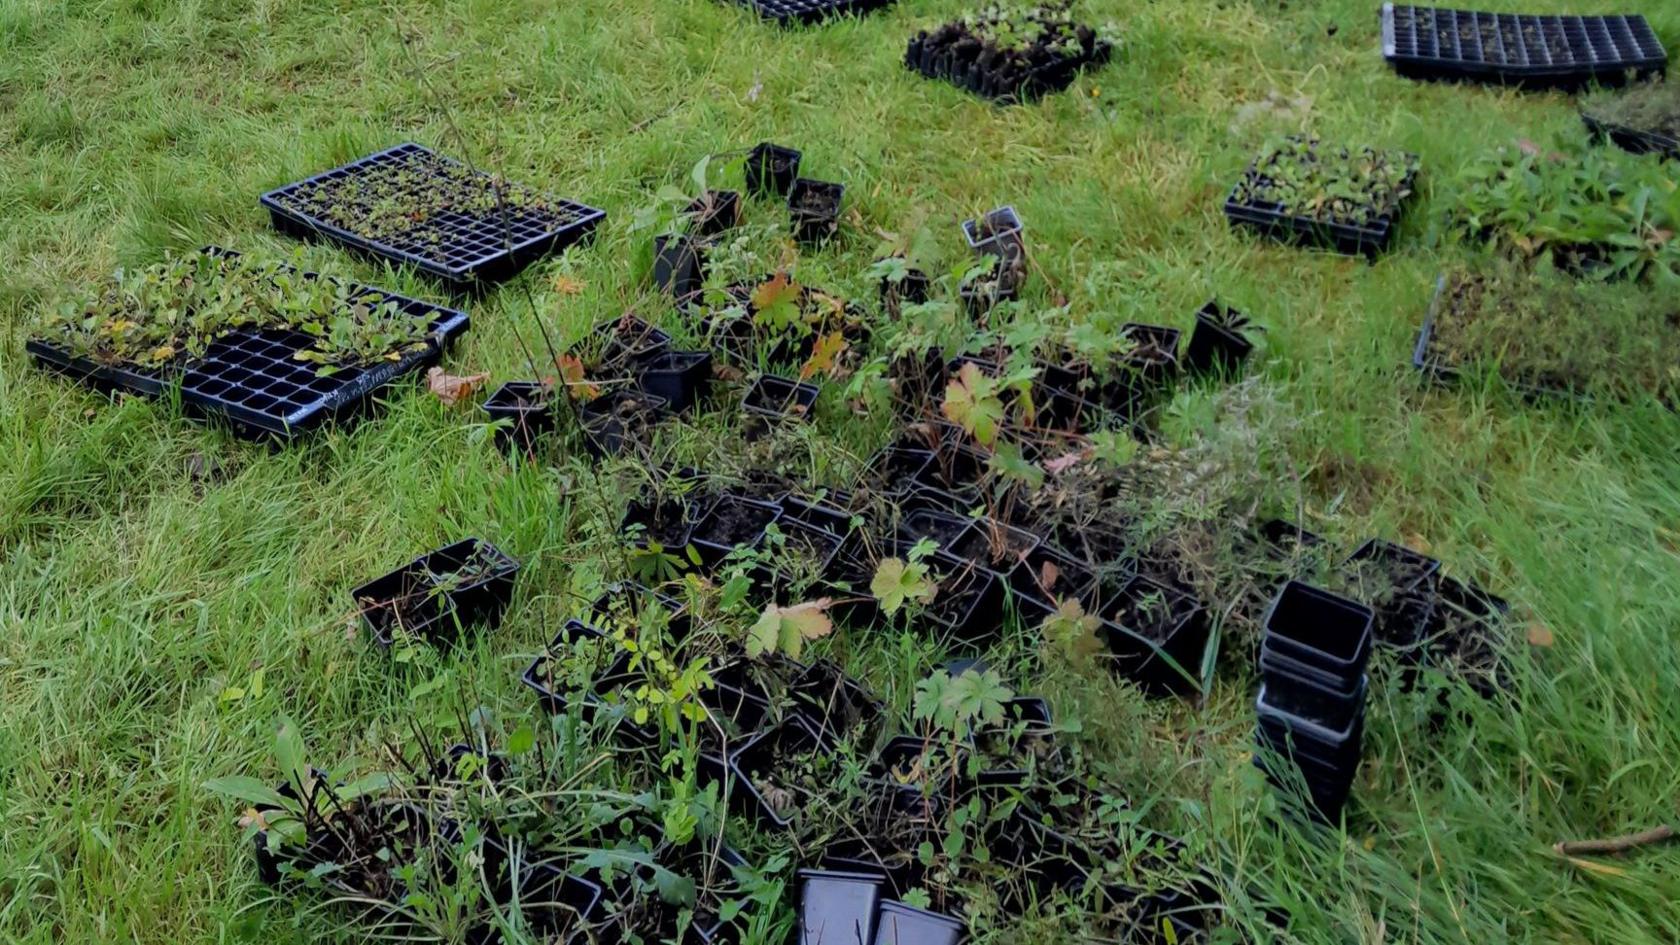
left=1254, top=580, right=1375, bottom=821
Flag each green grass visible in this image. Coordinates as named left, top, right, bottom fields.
left=4, top=0, right=1680, bottom=942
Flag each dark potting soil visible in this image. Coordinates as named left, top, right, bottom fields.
left=698, top=496, right=779, bottom=547
left=1106, top=580, right=1198, bottom=644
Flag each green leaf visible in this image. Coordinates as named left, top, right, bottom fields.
left=273, top=716, right=308, bottom=790
left=203, top=775, right=289, bottom=809
left=870, top=558, right=936, bottom=615
left=507, top=723, right=536, bottom=755
left=940, top=362, right=1006, bottom=447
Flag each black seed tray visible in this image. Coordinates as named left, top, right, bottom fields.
left=25, top=249, right=468, bottom=440
left=1412, top=274, right=1577, bottom=404
left=1224, top=166, right=1417, bottom=258
left=906, top=28, right=1113, bottom=105
left=724, top=0, right=895, bottom=26
left=1381, top=5, right=1667, bottom=89
left=260, top=143, right=605, bottom=291
left=1582, top=111, right=1680, bottom=161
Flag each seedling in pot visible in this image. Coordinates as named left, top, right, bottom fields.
left=907, top=3, right=1118, bottom=105
left=742, top=373, right=819, bottom=423
left=971, top=695, right=1059, bottom=788
left=1418, top=574, right=1513, bottom=700
left=958, top=253, right=1025, bottom=317
left=351, top=539, right=520, bottom=648
left=689, top=492, right=783, bottom=570
left=725, top=715, right=836, bottom=831
left=791, top=659, right=884, bottom=748
left=580, top=389, right=667, bottom=458
left=746, top=142, right=802, bottom=198
left=1099, top=576, right=1209, bottom=695
left=653, top=234, right=707, bottom=306
left=685, top=189, right=743, bottom=237
left=1183, top=301, right=1257, bottom=375
left=870, top=255, right=933, bottom=320
left=482, top=380, right=560, bottom=454
left=787, top=178, right=845, bottom=245
left=587, top=314, right=673, bottom=375
left=1341, top=539, right=1442, bottom=650
left=961, top=205, right=1025, bottom=259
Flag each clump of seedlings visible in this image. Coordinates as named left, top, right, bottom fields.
left=1445, top=142, right=1680, bottom=283
left=1415, top=261, right=1680, bottom=403
left=906, top=1, right=1118, bottom=104
left=1584, top=78, right=1680, bottom=159
left=1225, top=136, right=1420, bottom=256
left=31, top=250, right=435, bottom=372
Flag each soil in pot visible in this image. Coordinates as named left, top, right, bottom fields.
left=686, top=189, right=742, bottom=237
left=690, top=493, right=782, bottom=567
left=788, top=178, right=844, bottom=245
left=728, top=716, right=834, bottom=831
left=743, top=374, right=819, bottom=420
left=580, top=390, right=666, bottom=458
left=791, top=659, right=883, bottom=747
left=1341, top=539, right=1442, bottom=650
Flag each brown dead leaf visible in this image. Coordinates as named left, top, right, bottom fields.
left=554, top=354, right=601, bottom=401
left=799, top=332, right=848, bottom=381
left=426, top=367, right=489, bottom=407
left=552, top=274, right=586, bottom=296
left=1516, top=138, right=1541, bottom=157
left=1526, top=621, right=1555, bottom=648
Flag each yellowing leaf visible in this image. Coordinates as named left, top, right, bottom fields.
left=552, top=274, right=586, bottom=296
left=799, top=332, right=848, bottom=381
left=1526, top=621, right=1555, bottom=648
left=871, top=558, right=937, bottom=615
left=941, top=362, right=1006, bottom=447
left=554, top=354, right=600, bottom=401
left=747, top=599, right=835, bottom=660
left=425, top=367, right=488, bottom=406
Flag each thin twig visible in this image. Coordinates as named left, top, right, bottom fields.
left=1554, top=825, right=1675, bottom=857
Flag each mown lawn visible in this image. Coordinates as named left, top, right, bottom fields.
left=3, top=0, right=1680, bottom=942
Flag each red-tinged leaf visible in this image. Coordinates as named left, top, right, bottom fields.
left=800, top=332, right=848, bottom=381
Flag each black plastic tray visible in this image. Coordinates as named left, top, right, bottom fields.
left=725, top=0, right=895, bottom=26
left=1381, top=5, right=1667, bottom=89
left=1411, top=274, right=1578, bottom=404
left=1224, top=166, right=1416, bottom=258
left=260, top=143, right=605, bottom=290
left=906, top=26, right=1113, bottom=105
left=1582, top=111, right=1680, bottom=161
left=26, top=249, right=469, bottom=440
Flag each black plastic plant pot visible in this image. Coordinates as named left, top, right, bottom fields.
left=925, top=553, right=1007, bottom=642
left=1183, top=301, right=1256, bottom=375
left=799, top=869, right=884, bottom=945
left=780, top=494, right=854, bottom=535
left=873, top=900, right=965, bottom=945
left=593, top=315, right=673, bottom=370
left=819, top=837, right=927, bottom=903
left=788, top=178, right=845, bottom=245
left=961, top=205, right=1025, bottom=258
left=260, top=143, right=605, bottom=292
left=585, top=581, right=694, bottom=642
left=1381, top=5, right=1668, bottom=90
left=1583, top=111, right=1680, bottom=162
left=864, top=735, right=961, bottom=824
left=482, top=381, right=559, bottom=453
left=1008, top=545, right=1099, bottom=614
left=637, top=349, right=713, bottom=413
left=478, top=840, right=608, bottom=937
left=1099, top=576, right=1210, bottom=695
left=687, top=189, right=743, bottom=237
left=1256, top=707, right=1365, bottom=774
left=520, top=618, right=606, bottom=714
left=705, top=657, right=776, bottom=733
left=580, top=390, right=667, bottom=458
left=906, top=20, right=1114, bottom=106
left=791, top=659, right=884, bottom=748
left=519, top=620, right=657, bottom=746
left=1420, top=574, right=1513, bottom=699
left=899, top=508, right=980, bottom=556
left=746, top=142, right=802, bottom=197
left=1260, top=581, right=1375, bottom=688
left=1344, top=539, right=1442, bottom=649
left=1258, top=519, right=1327, bottom=560
left=689, top=493, right=784, bottom=569
left=743, top=374, right=819, bottom=421
left=1255, top=676, right=1368, bottom=757
left=953, top=518, right=1044, bottom=576
left=879, top=266, right=931, bottom=318
left=653, top=233, right=706, bottom=306
left=1121, top=323, right=1183, bottom=384
left=622, top=495, right=698, bottom=550
left=1251, top=748, right=1353, bottom=822
left=723, top=715, right=824, bottom=831
left=856, top=446, right=935, bottom=500
left=352, top=539, right=520, bottom=647
left=973, top=696, right=1055, bottom=788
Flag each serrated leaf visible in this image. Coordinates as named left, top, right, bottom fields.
left=871, top=558, right=937, bottom=615
left=799, top=331, right=848, bottom=381
left=941, top=362, right=1005, bottom=447
left=747, top=598, right=834, bottom=660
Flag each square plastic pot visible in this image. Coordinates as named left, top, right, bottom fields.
left=873, top=900, right=964, bottom=945
left=1099, top=575, right=1210, bottom=695
left=925, top=552, right=1007, bottom=642
left=593, top=315, right=672, bottom=370
left=580, top=390, right=667, bottom=458
left=1260, top=580, right=1374, bottom=686
left=799, top=869, right=884, bottom=945
left=1183, top=301, right=1255, bottom=375
left=352, top=538, right=520, bottom=647
left=722, top=715, right=825, bottom=831
left=689, top=493, right=784, bottom=569
left=1255, top=676, right=1367, bottom=754
left=637, top=349, right=713, bottom=413
left=747, top=142, right=802, bottom=197
left=960, top=205, right=1025, bottom=258
left=653, top=233, right=706, bottom=305
left=687, top=189, right=742, bottom=237
left=743, top=374, right=819, bottom=421
left=788, top=178, right=845, bottom=245
left=1344, top=538, right=1442, bottom=649
left=791, top=659, right=884, bottom=748
left=482, top=381, right=558, bottom=454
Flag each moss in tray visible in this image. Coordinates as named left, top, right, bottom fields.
left=1584, top=79, right=1680, bottom=146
